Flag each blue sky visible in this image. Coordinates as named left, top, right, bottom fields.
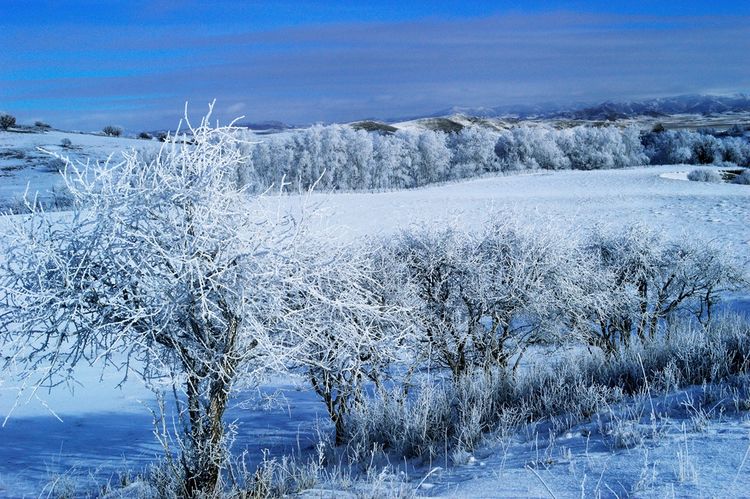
left=1, top=1, right=749, bottom=130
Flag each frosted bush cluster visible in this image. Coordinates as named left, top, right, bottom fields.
left=337, top=223, right=747, bottom=459
left=687, top=168, right=723, bottom=183
left=732, top=169, right=750, bottom=185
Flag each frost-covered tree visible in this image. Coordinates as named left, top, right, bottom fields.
left=448, top=126, right=499, bottom=178
left=290, top=242, right=413, bottom=444
left=371, top=133, right=403, bottom=189
left=557, top=126, right=646, bottom=170
left=390, top=129, right=451, bottom=187
left=643, top=129, right=696, bottom=164
left=520, top=126, right=571, bottom=170
left=102, top=125, right=122, bottom=137
left=389, top=220, right=581, bottom=379
left=0, top=113, right=16, bottom=130
left=342, top=126, right=375, bottom=189
left=692, top=133, right=722, bottom=164
left=495, top=126, right=570, bottom=171
left=720, top=137, right=750, bottom=166
left=582, top=226, right=744, bottom=354
left=643, top=128, right=750, bottom=166
left=494, top=125, right=645, bottom=171
left=0, top=108, right=365, bottom=496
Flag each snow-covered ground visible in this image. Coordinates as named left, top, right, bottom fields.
left=303, top=166, right=750, bottom=260
left=0, top=130, right=160, bottom=209
left=417, top=387, right=750, bottom=498
left=1, top=130, right=750, bottom=497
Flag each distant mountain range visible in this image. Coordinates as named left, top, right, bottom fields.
left=550, top=95, right=750, bottom=121
left=234, top=120, right=294, bottom=131
left=142, top=94, right=750, bottom=135
left=428, top=94, right=750, bottom=121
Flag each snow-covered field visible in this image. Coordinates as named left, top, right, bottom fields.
left=303, top=166, right=750, bottom=261
left=1, top=130, right=750, bottom=497
left=0, top=130, right=160, bottom=209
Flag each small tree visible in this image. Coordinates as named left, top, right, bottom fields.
left=292, top=242, right=413, bottom=444
left=390, top=226, right=477, bottom=379
left=102, top=125, right=122, bottom=137
left=138, top=131, right=153, bottom=140
left=733, top=169, right=750, bottom=185
left=0, top=107, right=355, bottom=496
left=390, top=219, right=579, bottom=379
left=470, top=220, right=582, bottom=372
left=582, top=225, right=744, bottom=354
left=0, top=114, right=16, bottom=130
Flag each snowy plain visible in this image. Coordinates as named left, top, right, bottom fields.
left=0, top=131, right=161, bottom=211
left=1, top=130, right=750, bottom=497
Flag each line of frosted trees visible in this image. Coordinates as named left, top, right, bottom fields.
left=237, top=124, right=750, bottom=192
left=643, top=127, right=750, bottom=166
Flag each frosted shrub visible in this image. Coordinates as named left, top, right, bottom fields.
left=46, top=157, right=66, bottom=173
left=470, top=220, right=583, bottom=371
left=346, top=369, right=514, bottom=460
left=343, top=313, right=750, bottom=462
left=102, top=124, right=122, bottom=136
left=732, top=169, right=750, bottom=185
left=385, top=219, right=581, bottom=379
left=687, top=168, right=722, bottom=183
left=388, top=226, right=478, bottom=378
left=582, top=225, right=744, bottom=354
left=322, top=218, right=747, bottom=469
left=290, top=242, right=414, bottom=445
left=448, top=126, right=500, bottom=177
left=0, top=113, right=16, bottom=130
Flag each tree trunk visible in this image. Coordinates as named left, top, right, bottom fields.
left=183, top=317, right=238, bottom=497
left=184, top=375, right=229, bottom=498
left=636, top=279, right=648, bottom=341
